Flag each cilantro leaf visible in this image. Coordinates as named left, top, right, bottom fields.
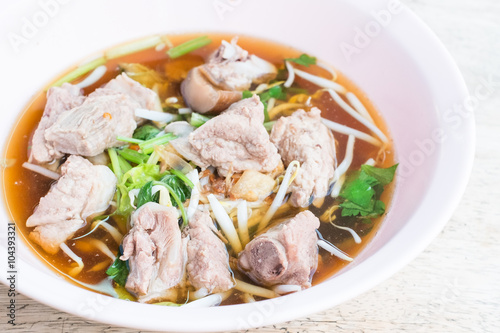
left=133, top=124, right=161, bottom=141
left=373, top=200, right=386, bottom=216
left=338, top=163, right=397, bottom=219
left=285, top=54, right=317, bottom=67
left=361, top=164, right=398, bottom=186
left=340, top=199, right=386, bottom=218
left=340, top=178, right=375, bottom=208
left=106, top=247, right=129, bottom=287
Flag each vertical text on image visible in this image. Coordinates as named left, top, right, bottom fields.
left=6, top=222, right=17, bottom=326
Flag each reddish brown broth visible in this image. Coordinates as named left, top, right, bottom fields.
left=1, top=33, right=395, bottom=304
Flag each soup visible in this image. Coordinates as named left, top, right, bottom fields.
left=2, top=33, right=396, bottom=305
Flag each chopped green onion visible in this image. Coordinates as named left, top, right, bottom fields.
left=117, top=136, right=144, bottom=145
left=263, top=102, right=270, bottom=122
left=259, top=85, right=286, bottom=102
left=106, top=35, right=163, bottom=59
left=170, top=169, right=195, bottom=189
left=268, top=85, right=287, bottom=100
left=263, top=121, right=275, bottom=131
left=139, top=133, right=177, bottom=155
left=117, top=155, right=132, bottom=173
left=51, top=57, right=106, bottom=88
left=147, top=150, right=160, bottom=165
left=242, top=90, right=253, bottom=99
left=118, top=149, right=149, bottom=165
left=108, top=149, right=122, bottom=180
left=167, top=36, right=212, bottom=59
left=190, top=112, right=211, bottom=128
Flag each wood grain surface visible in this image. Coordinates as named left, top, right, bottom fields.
left=1, top=0, right=499, bottom=332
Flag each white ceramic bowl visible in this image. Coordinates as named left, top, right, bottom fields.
left=0, top=0, right=474, bottom=331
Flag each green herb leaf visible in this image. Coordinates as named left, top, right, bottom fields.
left=361, top=164, right=398, bottom=186
left=159, top=174, right=192, bottom=204
left=136, top=181, right=157, bottom=209
left=133, top=124, right=161, bottom=141
left=338, top=163, right=397, bottom=219
left=106, top=247, right=129, bottom=287
left=285, top=54, right=317, bottom=67
left=340, top=199, right=385, bottom=217
left=340, top=178, right=375, bottom=208
left=169, top=169, right=194, bottom=189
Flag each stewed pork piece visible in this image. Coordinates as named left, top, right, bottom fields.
left=270, top=108, right=336, bottom=207
left=44, top=89, right=139, bottom=157
left=186, top=210, right=234, bottom=294
left=29, top=83, right=85, bottom=164
left=238, top=210, right=320, bottom=288
left=29, top=73, right=163, bottom=161
left=104, top=73, right=163, bottom=114
left=187, top=95, right=281, bottom=176
left=180, top=67, right=242, bottom=115
left=181, top=38, right=277, bottom=113
left=26, top=155, right=117, bottom=254
left=120, top=202, right=186, bottom=303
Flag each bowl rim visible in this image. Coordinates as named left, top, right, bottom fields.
left=0, top=0, right=475, bottom=331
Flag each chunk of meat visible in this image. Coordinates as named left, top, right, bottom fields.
left=202, top=39, right=277, bottom=91
left=44, top=89, right=138, bottom=157
left=167, top=122, right=211, bottom=169
left=29, top=83, right=85, bottom=163
left=30, top=73, right=163, bottom=162
left=181, top=38, right=277, bottom=114
left=238, top=210, right=319, bottom=288
left=186, top=210, right=234, bottom=294
left=188, top=95, right=281, bottom=176
left=180, top=67, right=242, bottom=114
left=170, top=137, right=210, bottom=170
left=270, top=108, right=336, bottom=207
left=104, top=73, right=162, bottom=123
left=26, top=156, right=116, bottom=254
left=120, top=203, right=186, bottom=303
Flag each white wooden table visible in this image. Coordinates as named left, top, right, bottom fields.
left=2, top=0, right=499, bottom=332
